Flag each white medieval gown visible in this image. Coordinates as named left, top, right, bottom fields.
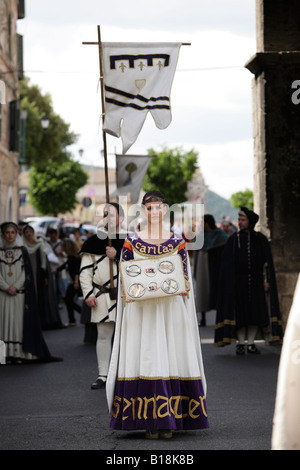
left=106, top=232, right=209, bottom=432
left=0, top=233, right=60, bottom=363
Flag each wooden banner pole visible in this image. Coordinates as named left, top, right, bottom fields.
left=96, top=26, right=110, bottom=205
left=83, top=25, right=116, bottom=298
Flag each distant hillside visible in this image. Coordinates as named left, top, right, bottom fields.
left=204, top=190, right=238, bottom=223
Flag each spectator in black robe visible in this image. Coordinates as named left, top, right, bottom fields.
left=214, top=207, right=283, bottom=355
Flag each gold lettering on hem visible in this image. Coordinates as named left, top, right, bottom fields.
left=112, top=393, right=207, bottom=421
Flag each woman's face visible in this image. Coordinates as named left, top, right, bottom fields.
left=3, top=227, right=17, bottom=244
left=24, top=227, right=35, bottom=241
left=144, top=201, right=167, bottom=225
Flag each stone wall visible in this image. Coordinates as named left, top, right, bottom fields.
left=246, top=0, right=300, bottom=327
left=0, top=0, right=21, bottom=222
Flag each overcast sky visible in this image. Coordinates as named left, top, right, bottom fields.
left=18, top=0, right=257, bottom=201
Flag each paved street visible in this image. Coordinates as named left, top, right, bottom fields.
left=0, top=305, right=281, bottom=453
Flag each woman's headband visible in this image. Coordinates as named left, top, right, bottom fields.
left=1, top=222, right=18, bottom=234
left=143, top=195, right=164, bottom=204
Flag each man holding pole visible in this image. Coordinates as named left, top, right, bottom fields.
left=79, top=203, right=125, bottom=389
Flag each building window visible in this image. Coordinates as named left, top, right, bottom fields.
left=8, top=14, right=12, bottom=61
left=9, top=100, right=20, bottom=152
left=0, top=79, right=5, bottom=140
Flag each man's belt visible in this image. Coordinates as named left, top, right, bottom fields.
left=92, top=281, right=112, bottom=298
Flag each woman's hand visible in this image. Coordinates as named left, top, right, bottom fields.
left=74, top=275, right=80, bottom=290
left=180, top=286, right=190, bottom=296
left=7, top=286, right=17, bottom=296
left=121, top=293, right=134, bottom=303
left=264, top=282, right=270, bottom=292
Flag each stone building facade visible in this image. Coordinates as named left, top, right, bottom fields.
left=0, top=0, right=24, bottom=223
left=246, top=0, right=300, bottom=326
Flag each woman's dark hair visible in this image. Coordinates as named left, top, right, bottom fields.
left=104, top=202, right=124, bottom=218
left=204, top=214, right=216, bottom=230
left=62, top=238, right=79, bottom=257
left=22, top=224, right=34, bottom=234
left=142, top=190, right=168, bottom=206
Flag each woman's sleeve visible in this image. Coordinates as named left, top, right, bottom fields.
left=0, top=271, right=10, bottom=291
left=120, top=238, right=134, bottom=262
left=178, top=240, right=190, bottom=289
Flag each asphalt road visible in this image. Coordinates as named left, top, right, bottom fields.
left=0, top=305, right=281, bottom=454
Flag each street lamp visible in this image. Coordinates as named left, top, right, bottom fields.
left=41, top=114, right=50, bottom=130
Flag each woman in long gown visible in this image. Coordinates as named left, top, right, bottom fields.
left=22, top=225, right=64, bottom=330
left=0, top=222, right=61, bottom=363
left=106, top=191, right=209, bottom=439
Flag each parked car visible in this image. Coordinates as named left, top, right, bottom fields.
left=61, top=222, right=80, bottom=237
left=61, top=222, right=97, bottom=237
left=81, top=223, right=97, bottom=236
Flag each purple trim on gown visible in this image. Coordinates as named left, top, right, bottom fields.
left=111, top=377, right=209, bottom=431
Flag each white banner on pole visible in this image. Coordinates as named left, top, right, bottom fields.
left=102, top=42, right=181, bottom=154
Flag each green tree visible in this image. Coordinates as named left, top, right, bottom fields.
left=28, top=160, right=88, bottom=216
left=143, top=146, right=198, bottom=206
left=230, top=189, right=254, bottom=210
left=20, top=77, right=78, bottom=167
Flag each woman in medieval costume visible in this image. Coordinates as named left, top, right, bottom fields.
left=0, top=222, right=61, bottom=363
left=106, top=191, right=209, bottom=439
left=214, top=207, right=283, bottom=354
left=193, top=214, right=228, bottom=326
left=22, top=224, right=64, bottom=330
